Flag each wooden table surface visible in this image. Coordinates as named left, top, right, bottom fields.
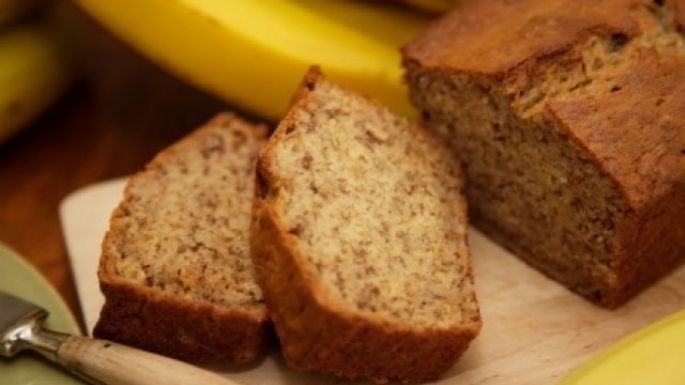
left=0, top=9, right=250, bottom=327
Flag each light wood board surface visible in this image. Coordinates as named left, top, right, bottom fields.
left=60, top=179, right=685, bottom=385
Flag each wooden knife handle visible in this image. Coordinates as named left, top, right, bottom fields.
left=56, top=336, right=238, bottom=385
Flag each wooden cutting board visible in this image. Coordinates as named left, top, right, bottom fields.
left=59, top=178, right=685, bottom=385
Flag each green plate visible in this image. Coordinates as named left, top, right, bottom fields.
left=0, top=242, right=84, bottom=385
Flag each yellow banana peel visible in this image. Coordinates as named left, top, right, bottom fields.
left=73, top=0, right=431, bottom=120
left=0, top=19, right=72, bottom=143
left=559, top=309, right=685, bottom=385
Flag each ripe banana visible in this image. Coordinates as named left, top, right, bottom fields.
left=559, top=309, right=685, bottom=385
left=0, top=0, right=36, bottom=27
left=0, top=20, right=72, bottom=143
left=73, top=0, right=431, bottom=120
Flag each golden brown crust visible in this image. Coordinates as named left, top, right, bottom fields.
left=95, top=112, right=271, bottom=364
left=547, top=51, right=685, bottom=212
left=403, top=0, right=658, bottom=75
left=548, top=52, right=685, bottom=306
left=94, top=280, right=269, bottom=364
left=251, top=68, right=480, bottom=382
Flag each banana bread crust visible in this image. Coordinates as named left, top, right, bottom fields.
left=94, top=279, right=268, bottom=364
left=403, top=0, right=685, bottom=306
left=547, top=53, right=685, bottom=305
left=404, top=0, right=683, bottom=75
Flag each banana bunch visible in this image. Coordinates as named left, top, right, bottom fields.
left=74, top=0, right=433, bottom=120
left=560, top=309, right=685, bottom=385
left=0, top=0, right=73, bottom=144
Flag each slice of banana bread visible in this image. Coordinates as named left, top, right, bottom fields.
left=251, top=68, right=481, bottom=382
left=403, top=0, right=685, bottom=307
left=94, top=113, right=269, bottom=364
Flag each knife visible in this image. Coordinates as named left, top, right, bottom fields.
left=0, top=291, right=239, bottom=385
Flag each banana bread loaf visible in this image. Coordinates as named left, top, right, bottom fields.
left=403, top=0, right=685, bottom=307
left=94, top=113, right=270, bottom=363
left=251, top=68, right=481, bottom=382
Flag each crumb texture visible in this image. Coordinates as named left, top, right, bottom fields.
left=266, top=79, right=478, bottom=328
left=405, top=0, right=685, bottom=305
left=253, top=71, right=480, bottom=381
left=102, top=116, right=266, bottom=309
